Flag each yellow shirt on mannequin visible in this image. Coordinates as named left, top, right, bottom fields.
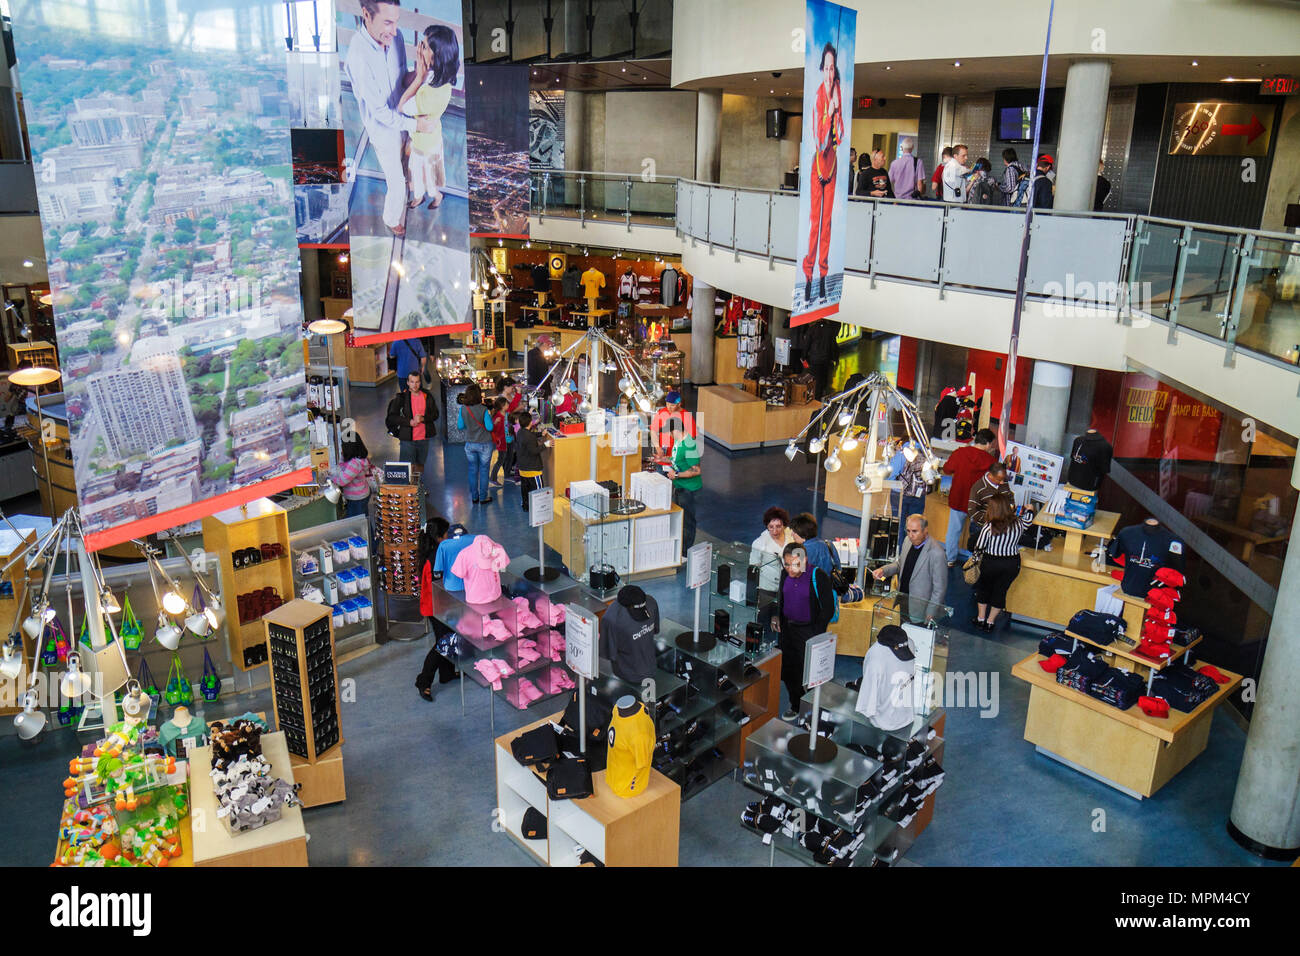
left=606, top=703, right=655, bottom=797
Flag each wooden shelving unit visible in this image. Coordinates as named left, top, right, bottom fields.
left=201, top=497, right=294, bottom=670
left=495, top=712, right=680, bottom=867
left=344, top=341, right=394, bottom=388
left=264, top=599, right=346, bottom=808
left=0, top=529, right=37, bottom=717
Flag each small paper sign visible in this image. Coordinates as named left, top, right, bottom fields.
left=687, top=542, right=713, bottom=590
left=803, top=632, right=837, bottom=689
left=529, top=487, right=554, bottom=528
left=564, top=605, right=598, bottom=680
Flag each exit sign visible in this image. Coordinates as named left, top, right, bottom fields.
left=857, top=96, right=873, bottom=109
left=1262, top=75, right=1298, bottom=95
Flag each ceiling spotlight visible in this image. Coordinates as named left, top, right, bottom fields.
left=22, top=259, right=33, bottom=268
left=953, top=61, right=961, bottom=67
left=338, top=253, right=349, bottom=264
left=155, top=614, right=182, bottom=651
left=14, top=689, right=46, bottom=739
left=59, top=652, right=92, bottom=700
left=204, top=598, right=224, bottom=630
left=185, top=608, right=211, bottom=637
left=841, top=433, right=860, bottom=452
left=161, top=587, right=187, bottom=616
left=22, top=602, right=48, bottom=639
left=884, top=65, right=891, bottom=70
left=1191, top=60, right=1198, bottom=67
left=100, top=587, right=121, bottom=614
left=0, top=640, right=23, bottom=681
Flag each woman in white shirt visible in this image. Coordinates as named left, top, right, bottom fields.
left=750, top=506, right=793, bottom=593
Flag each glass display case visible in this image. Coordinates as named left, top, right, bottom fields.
left=568, top=494, right=632, bottom=597
left=289, top=515, right=376, bottom=653
left=647, top=618, right=769, bottom=799
left=706, top=540, right=781, bottom=659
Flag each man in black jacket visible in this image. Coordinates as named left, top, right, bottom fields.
left=525, top=334, right=553, bottom=390
left=801, top=320, right=838, bottom=398
left=385, top=371, right=437, bottom=475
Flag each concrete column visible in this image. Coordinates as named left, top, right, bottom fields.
left=299, top=249, right=322, bottom=323
left=564, top=91, right=588, bottom=171
left=1022, top=360, right=1072, bottom=455
left=695, top=89, right=723, bottom=183
left=1054, top=59, right=1111, bottom=211
left=690, top=281, right=717, bottom=385
left=1229, top=456, right=1300, bottom=859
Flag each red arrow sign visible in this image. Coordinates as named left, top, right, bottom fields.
left=1222, top=115, right=1265, bottom=143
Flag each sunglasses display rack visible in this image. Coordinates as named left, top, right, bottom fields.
left=263, top=599, right=346, bottom=807
left=202, top=497, right=295, bottom=671
left=374, top=483, right=422, bottom=597
left=647, top=620, right=775, bottom=801
left=741, top=695, right=947, bottom=868
left=288, top=514, right=377, bottom=657
left=708, top=541, right=782, bottom=662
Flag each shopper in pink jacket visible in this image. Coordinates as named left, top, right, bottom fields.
left=450, top=534, right=510, bottom=604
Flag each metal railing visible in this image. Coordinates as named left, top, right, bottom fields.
left=529, top=168, right=1300, bottom=371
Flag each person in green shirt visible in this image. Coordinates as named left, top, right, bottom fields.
left=666, top=434, right=702, bottom=550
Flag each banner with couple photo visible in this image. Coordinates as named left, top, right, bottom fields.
left=791, top=0, right=856, bottom=326
left=11, top=0, right=312, bottom=551
left=338, top=0, right=471, bottom=344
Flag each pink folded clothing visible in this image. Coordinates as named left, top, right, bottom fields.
left=511, top=597, right=545, bottom=630
left=547, top=631, right=565, bottom=651
left=541, top=668, right=575, bottom=694
left=483, top=619, right=512, bottom=641
left=451, top=535, right=511, bottom=604
left=473, top=659, right=504, bottom=690
left=497, top=614, right=525, bottom=638
left=518, top=679, right=544, bottom=705
left=517, top=647, right=541, bottom=665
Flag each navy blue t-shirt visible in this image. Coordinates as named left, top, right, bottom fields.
left=1107, top=523, right=1185, bottom=596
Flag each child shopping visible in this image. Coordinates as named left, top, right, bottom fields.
left=399, top=25, right=460, bottom=210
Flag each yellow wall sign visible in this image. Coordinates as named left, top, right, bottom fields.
left=1125, top=386, right=1170, bottom=424
left=490, top=247, right=508, bottom=273
left=1168, top=103, right=1274, bottom=156
left=548, top=253, right=567, bottom=277
left=835, top=322, right=860, bottom=346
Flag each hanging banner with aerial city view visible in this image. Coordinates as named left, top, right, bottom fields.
left=11, top=0, right=312, bottom=552
left=337, top=0, right=472, bottom=344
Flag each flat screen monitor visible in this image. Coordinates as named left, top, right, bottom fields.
left=997, top=106, right=1036, bottom=143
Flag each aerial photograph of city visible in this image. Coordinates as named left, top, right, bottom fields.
left=12, top=0, right=312, bottom=543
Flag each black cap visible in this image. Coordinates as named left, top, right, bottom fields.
left=618, top=585, right=651, bottom=622
left=522, top=806, right=547, bottom=840
left=877, top=624, right=914, bottom=662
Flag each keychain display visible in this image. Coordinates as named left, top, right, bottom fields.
left=200, top=648, right=221, bottom=702
left=119, top=594, right=143, bottom=651
left=164, top=653, right=192, bottom=708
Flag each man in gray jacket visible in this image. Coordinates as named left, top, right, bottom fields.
left=872, top=514, right=948, bottom=623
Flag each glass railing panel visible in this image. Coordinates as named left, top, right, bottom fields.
left=734, top=189, right=772, bottom=256
left=1233, top=236, right=1300, bottom=365
left=1026, top=214, right=1130, bottom=308
left=769, top=191, right=799, bottom=260
left=844, top=198, right=872, bottom=271
left=1175, top=228, right=1241, bottom=340
left=1128, top=220, right=1181, bottom=321
left=940, top=205, right=1022, bottom=292
left=630, top=178, right=676, bottom=220
left=871, top=202, right=945, bottom=283
left=708, top=187, right=735, bottom=246
left=690, top=184, right=710, bottom=240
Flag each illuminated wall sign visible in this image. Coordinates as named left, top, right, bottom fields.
left=1168, top=103, right=1274, bottom=155
left=1261, top=76, right=1298, bottom=96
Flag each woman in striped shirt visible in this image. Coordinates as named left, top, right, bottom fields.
left=971, top=495, right=1035, bottom=632
left=330, top=436, right=375, bottom=519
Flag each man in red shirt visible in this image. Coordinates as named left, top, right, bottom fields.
left=930, top=147, right=952, bottom=200
left=650, top=391, right=696, bottom=459
left=385, top=370, right=437, bottom=479
left=941, top=427, right=997, bottom=565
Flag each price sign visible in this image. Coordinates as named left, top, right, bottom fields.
left=564, top=605, right=598, bottom=680
left=585, top=410, right=606, bottom=436
left=529, top=487, right=554, bottom=528
left=803, top=632, right=837, bottom=689
left=611, top=414, right=641, bottom=457
left=686, top=542, right=713, bottom=590
left=775, top=337, right=791, bottom=366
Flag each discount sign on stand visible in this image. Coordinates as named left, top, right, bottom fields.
left=525, top=487, right=558, bottom=582
left=677, top=542, right=715, bottom=653
left=564, top=603, right=598, bottom=753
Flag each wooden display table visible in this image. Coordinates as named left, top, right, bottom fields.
left=519, top=304, right=561, bottom=325
left=543, top=431, right=624, bottom=496
left=189, top=732, right=309, bottom=866
left=827, top=593, right=892, bottom=659
left=1011, top=654, right=1243, bottom=798
left=1193, top=513, right=1289, bottom=562
left=697, top=385, right=819, bottom=451
left=1033, top=506, right=1120, bottom=552
left=712, top=337, right=746, bottom=385
left=495, top=712, right=680, bottom=866
left=570, top=308, right=612, bottom=325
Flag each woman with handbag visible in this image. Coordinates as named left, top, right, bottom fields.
left=969, top=496, right=1035, bottom=632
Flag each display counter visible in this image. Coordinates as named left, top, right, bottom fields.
left=1011, top=654, right=1243, bottom=799
left=542, top=431, right=624, bottom=494
left=542, top=494, right=683, bottom=589
left=697, top=385, right=821, bottom=451
left=495, top=711, right=681, bottom=866
left=189, top=731, right=309, bottom=866
left=344, top=341, right=394, bottom=388
left=509, top=323, right=587, bottom=357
